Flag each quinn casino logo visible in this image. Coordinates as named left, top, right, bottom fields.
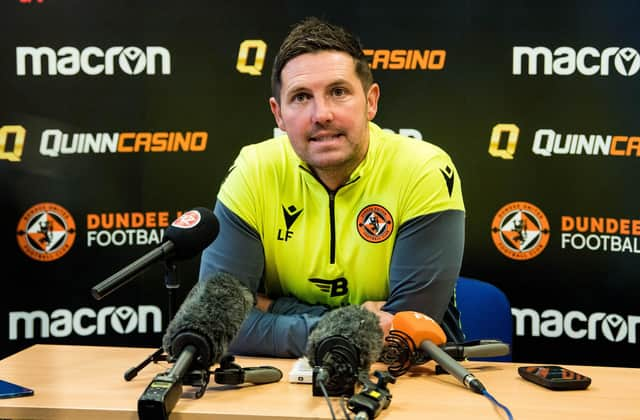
left=16, top=202, right=76, bottom=262
left=357, top=204, right=394, bottom=243
left=491, top=201, right=550, bottom=260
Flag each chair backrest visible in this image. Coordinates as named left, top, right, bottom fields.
left=455, top=276, right=513, bottom=361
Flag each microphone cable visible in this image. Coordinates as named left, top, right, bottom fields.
left=316, top=376, right=338, bottom=420
left=339, top=397, right=352, bottom=419
left=481, top=388, right=514, bottom=420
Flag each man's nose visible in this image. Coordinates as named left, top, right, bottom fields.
left=312, top=96, right=334, bottom=124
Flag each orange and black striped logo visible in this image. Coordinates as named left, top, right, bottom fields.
left=491, top=201, right=550, bottom=260
left=16, top=202, right=76, bottom=261
left=356, top=204, right=394, bottom=243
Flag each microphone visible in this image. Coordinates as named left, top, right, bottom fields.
left=347, top=371, right=395, bottom=420
left=391, top=311, right=486, bottom=394
left=137, top=272, right=254, bottom=420
left=305, top=305, right=384, bottom=397
left=91, top=207, right=219, bottom=300
left=440, top=340, right=510, bottom=361
left=382, top=337, right=510, bottom=373
left=213, top=354, right=283, bottom=386
left=161, top=272, right=254, bottom=372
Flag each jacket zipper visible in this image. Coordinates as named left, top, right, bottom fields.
left=299, top=165, right=360, bottom=265
left=328, top=190, right=336, bottom=263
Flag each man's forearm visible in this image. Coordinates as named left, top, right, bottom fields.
left=228, top=306, right=325, bottom=358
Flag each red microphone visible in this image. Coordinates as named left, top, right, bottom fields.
left=91, top=207, right=219, bottom=300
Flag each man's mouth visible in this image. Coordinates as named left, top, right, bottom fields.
left=310, top=132, right=344, bottom=142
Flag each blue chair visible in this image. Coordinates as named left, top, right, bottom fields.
left=455, top=276, right=513, bottom=361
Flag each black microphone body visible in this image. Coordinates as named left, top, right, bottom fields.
left=213, top=354, right=283, bottom=385
left=306, top=305, right=383, bottom=397
left=137, top=344, right=197, bottom=420
left=348, top=370, right=395, bottom=420
left=138, top=272, right=254, bottom=419
left=92, top=207, right=219, bottom=300
left=441, top=340, right=510, bottom=360
left=92, top=242, right=175, bottom=299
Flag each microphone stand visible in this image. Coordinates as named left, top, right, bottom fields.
left=124, top=260, right=179, bottom=381
left=347, top=370, right=395, bottom=419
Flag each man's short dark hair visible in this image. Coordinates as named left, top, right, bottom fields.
left=271, top=17, right=374, bottom=103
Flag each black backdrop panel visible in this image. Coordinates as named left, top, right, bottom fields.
left=1, top=0, right=638, bottom=367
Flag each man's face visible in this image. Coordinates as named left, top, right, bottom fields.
left=269, top=50, right=379, bottom=179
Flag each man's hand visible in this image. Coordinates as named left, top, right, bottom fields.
left=361, top=301, right=393, bottom=338
left=255, top=293, right=273, bottom=312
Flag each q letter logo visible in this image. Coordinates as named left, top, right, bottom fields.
left=0, top=125, right=26, bottom=162
left=237, top=40, right=267, bottom=76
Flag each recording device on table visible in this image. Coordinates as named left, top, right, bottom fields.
left=0, top=379, right=34, bottom=399
left=213, top=354, right=283, bottom=386
left=347, top=370, right=395, bottom=420
left=304, top=305, right=395, bottom=420
left=137, top=272, right=283, bottom=420
left=90, top=207, right=219, bottom=381
left=518, top=365, right=591, bottom=390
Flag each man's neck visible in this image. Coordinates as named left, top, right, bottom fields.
left=312, top=157, right=363, bottom=190
left=307, top=131, right=370, bottom=191
left=314, top=169, right=350, bottom=191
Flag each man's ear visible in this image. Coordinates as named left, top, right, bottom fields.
left=366, top=83, right=380, bottom=121
left=269, top=97, right=286, bottom=130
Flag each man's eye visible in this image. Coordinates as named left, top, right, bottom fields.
left=293, top=93, right=309, bottom=102
left=333, top=87, right=346, bottom=96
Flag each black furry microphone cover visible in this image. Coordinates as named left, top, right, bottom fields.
left=306, top=305, right=384, bottom=372
left=162, top=272, right=254, bottom=370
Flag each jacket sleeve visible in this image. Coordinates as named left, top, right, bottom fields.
left=382, top=209, right=465, bottom=342
left=199, top=201, right=329, bottom=357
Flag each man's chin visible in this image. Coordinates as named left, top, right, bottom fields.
left=307, top=155, right=353, bottom=171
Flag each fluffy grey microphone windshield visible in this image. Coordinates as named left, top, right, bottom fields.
left=162, top=272, right=254, bottom=368
left=306, top=305, right=384, bottom=371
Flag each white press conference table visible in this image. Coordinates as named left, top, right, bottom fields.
left=0, top=344, right=639, bottom=419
